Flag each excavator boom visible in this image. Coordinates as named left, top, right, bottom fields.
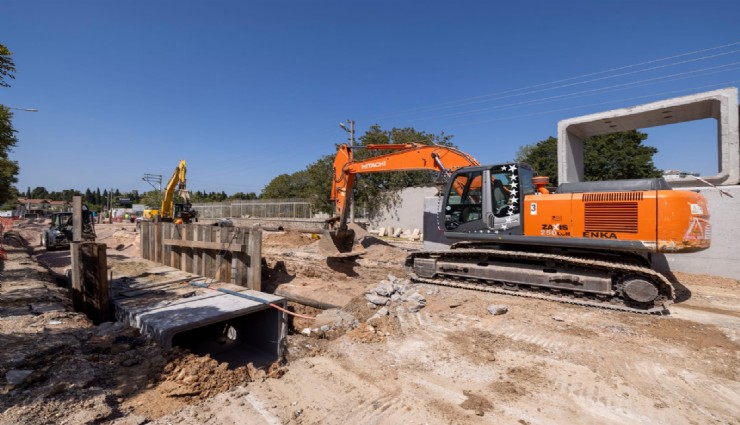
left=331, top=143, right=479, bottom=227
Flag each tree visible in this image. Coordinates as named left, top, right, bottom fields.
left=516, top=130, right=662, bottom=187
left=260, top=125, right=458, bottom=217
left=230, top=192, right=258, bottom=200
left=350, top=125, right=456, bottom=218
left=140, top=190, right=163, bottom=209
left=0, top=106, right=19, bottom=205
left=0, top=44, right=19, bottom=205
left=0, top=44, right=15, bottom=88
left=30, top=187, right=49, bottom=199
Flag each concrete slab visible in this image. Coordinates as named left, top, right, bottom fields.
left=111, top=264, right=286, bottom=362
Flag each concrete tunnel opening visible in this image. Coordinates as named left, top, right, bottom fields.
left=171, top=307, right=285, bottom=370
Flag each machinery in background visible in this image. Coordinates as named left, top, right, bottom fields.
left=41, top=209, right=96, bottom=250
left=143, top=160, right=197, bottom=224
left=326, top=143, right=711, bottom=313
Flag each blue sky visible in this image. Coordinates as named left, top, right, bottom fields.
left=2, top=0, right=739, bottom=195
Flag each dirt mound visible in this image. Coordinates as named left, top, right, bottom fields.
left=156, top=349, right=251, bottom=400
left=263, top=231, right=314, bottom=247
left=360, top=242, right=408, bottom=262
left=346, top=315, right=401, bottom=343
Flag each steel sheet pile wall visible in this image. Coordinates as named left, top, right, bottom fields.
left=140, top=222, right=262, bottom=290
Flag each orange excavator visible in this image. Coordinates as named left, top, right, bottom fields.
left=326, top=143, right=711, bottom=313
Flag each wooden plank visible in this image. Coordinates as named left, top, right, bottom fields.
left=80, top=243, right=111, bottom=324
left=70, top=242, right=83, bottom=310
left=248, top=225, right=262, bottom=291
left=162, top=239, right=247, bottom=251
left=203, top=226, right=214, bottom=279
left=183, top=224, right=193, bottom=274
left=193, top=225, right=202, bottom=276
left=141, top=221, right=149, bottom=260
left=216, top=227, right=231, bottom=282
left=230, top=257, right=237, bottom=285
left=148, top=222, right=156, bottom=262
left=172, top=225, right=182, bottom=270
left=73, top=196, right=82, bottom=242
left=162, top=223, right=172, bottom=266
left=154, top=222, right=162, bottom=264
left=235, top=228, right=249, bottom=287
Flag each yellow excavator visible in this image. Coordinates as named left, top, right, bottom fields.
left=143, top=160, right=197, bottom=224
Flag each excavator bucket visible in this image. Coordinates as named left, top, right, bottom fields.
left=318, top=223, right=368, bottom=258
left=319, top=228, right=355, bottom=257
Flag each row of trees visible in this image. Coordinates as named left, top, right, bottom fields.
left=19, top=186, right=260, bottom=212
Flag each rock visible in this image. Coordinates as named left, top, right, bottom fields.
left=301, top=328, right=312, bottom=336
left=373, top=281, right=395, bottom=297
left=552, top=316, right=565, bottom=322
left=406, top=292, right=427, bottom=313
left=5, top=370, right=33, bottom=385
left=377, top=228, right=386, bottom=237
left=314, top=309, right=356, bottom=329
left=367, top=302, right=377, bottom=310
left=365, top=293, right=390, bottom=306
left=390, top=293, right=402, bottom=302
left=121, top=358, right=140, bottom=367
left=392, top=228, right=403, bottom=238
left=376, top=307, right=389, bottom=316
left=320, top=325, right=331, bottom=332
left=487, top=304, right=508, bottom=315
left=110, top=343, right=131, bottom=355
left=385, top=226, right=393, bottom=237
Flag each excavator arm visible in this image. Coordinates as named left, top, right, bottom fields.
left=324, top=143, right=479, bottom=255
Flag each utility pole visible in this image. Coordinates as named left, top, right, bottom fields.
left=339, top=119, right=356, bottom=222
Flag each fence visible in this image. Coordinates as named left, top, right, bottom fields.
left=139, top=221, right=262, bottom=290
left=192, top=199, right=313, bottom=220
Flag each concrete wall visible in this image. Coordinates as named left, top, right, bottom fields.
left=664, top=185, right=740, bottom=279
left=369, top=186, right=439, bottom=231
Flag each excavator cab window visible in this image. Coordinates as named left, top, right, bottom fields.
left=491, top=173, right=511, bottom=217
left=445, top=171, right=484, bottom=229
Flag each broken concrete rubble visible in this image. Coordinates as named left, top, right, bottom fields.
left=363, top=275, right=426, bottom=313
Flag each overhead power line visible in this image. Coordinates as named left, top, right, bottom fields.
left=452, top=80, right=740, bottom=128
left=416, top=61, right=740, bottom=122
left=376, top=41, right=740, bottom=119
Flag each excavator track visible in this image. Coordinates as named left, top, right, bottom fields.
left=406, top=248, right=674, bottom=315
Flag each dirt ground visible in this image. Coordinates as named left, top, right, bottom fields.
left=1, top=219, right=739, bottom=424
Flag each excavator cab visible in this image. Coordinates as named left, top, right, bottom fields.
left=443, top=163, right=535, bottom=236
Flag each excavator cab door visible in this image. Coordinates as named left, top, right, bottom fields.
left=485, top=164, right=524, bottom=233
left=443, top=164, right=531, bottom=238
left=443, top=168, right=488, bottom=233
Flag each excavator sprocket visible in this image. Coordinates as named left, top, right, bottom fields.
left=406, top=247, right=675, bottom=315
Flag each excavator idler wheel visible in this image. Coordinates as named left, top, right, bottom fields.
left=621, top=276, right=660, bottom=304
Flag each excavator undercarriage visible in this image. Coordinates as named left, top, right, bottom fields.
left=406, top=245, right=675, bottom=314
